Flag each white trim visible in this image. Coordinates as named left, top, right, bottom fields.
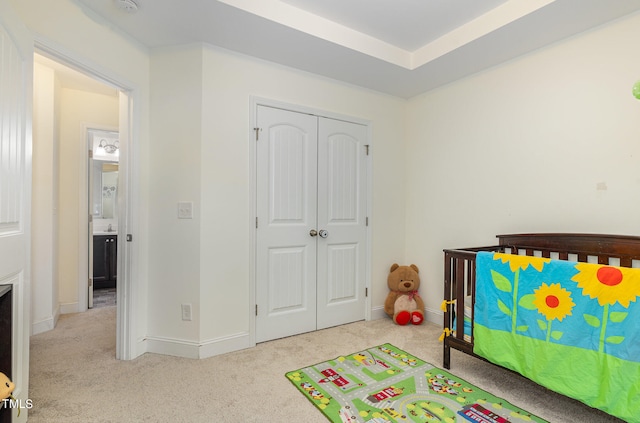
left=145, top=332, right=252, bottom=359
left=10, top=274, right=29, bottom=423
left=33, top=39, right=141, bottom=360
left=364, top=122, right=373, bottom=321
left=371, top=305, right=440, bottom=326
left=370, top=305, right=388, bottom=321
left=34, top=36, right=136, bottom=92
left=424, top=307, right=442, bottom=326
left=248, top=95, right=373, bottom=343
left=31, top=307, right=59, bottom=335
left=145, top=336, right=200, bottom=359
left=247, top=100, right=257, bottom=347
left=117, top=90, right=139, bottom=360
left=199, top=332, right=253, bottom=359
left=251, top=96, right=371, bottom=126
left=59, top=302, right=80, bottom=315
left=31, top=318, right=54, bottom=335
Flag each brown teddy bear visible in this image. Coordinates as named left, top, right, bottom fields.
left=384, top=263, right=425, bottom=325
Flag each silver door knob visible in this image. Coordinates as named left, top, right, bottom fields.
left=309, top=229, right=318, bottom=237
left=318, top=229, right=328, bottom=238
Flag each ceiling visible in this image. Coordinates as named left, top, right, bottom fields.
left=68, top=0, right=640, bottom=98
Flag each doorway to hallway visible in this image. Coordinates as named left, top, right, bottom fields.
left=32, top=49, right=134, bottom=359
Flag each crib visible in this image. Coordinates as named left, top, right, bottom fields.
left=442, top=233, right=640, bottom=421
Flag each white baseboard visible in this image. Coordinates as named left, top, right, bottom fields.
left=145, top=332, right=253, bottom=359
left=31, top=306, right=60, bottom=335
left=425, top=306, right=442, bottom=325
left=59, top=301, right=79, bottom=314
left=132, top=338, right=148, bottom=360
left=199, top=332, right=253, bottom=359
left=32, top=317, right=54, bottom=335
left=145, top=336, right=201, bottom=359
left=141, top=307, right=443, bottom=360
left=370, top=305, right=442, bottom=326
left=370, top=305, right=387, bottom=321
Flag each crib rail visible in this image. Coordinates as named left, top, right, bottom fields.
left=442, top=233, right=640, bottom=370
left=497, top=233, right=640, bottom=267
left=442, top=246, right=502, bottom=369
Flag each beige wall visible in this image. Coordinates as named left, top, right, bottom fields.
left=198, top=45, right=407, bottom=343
left=57, top=88, right=119, bottom=308
left=147, top=46, right=203, bottom=346
left=147, top=44, right=407, bottom=355
left=405, top=12, right=640, bottom=316
left=17, top=0, right=640, bottom=359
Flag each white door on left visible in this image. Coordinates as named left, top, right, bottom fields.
left=0, top=0, right=33, bottom=421
left=255, top=106, right=319, bottom=342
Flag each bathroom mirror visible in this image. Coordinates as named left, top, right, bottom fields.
left=92, top=161, right=118, bottom=218
left=89, top=128, right=119, bottom=220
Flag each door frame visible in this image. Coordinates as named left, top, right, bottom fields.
left=34, top=40, right=139, bottom=360
left=248, top=96, right=373, bottom=344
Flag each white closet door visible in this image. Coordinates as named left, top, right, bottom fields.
left=255, top=106, right=318, bottom=342
left=255, top=105, right=368, bottom=342
left=316, top=117, right=367, bottom=329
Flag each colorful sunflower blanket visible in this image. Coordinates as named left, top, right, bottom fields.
left=474, top=252, right=640, bottom=423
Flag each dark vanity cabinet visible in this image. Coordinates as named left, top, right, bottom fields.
left=93, top=235, right=117, bottom=289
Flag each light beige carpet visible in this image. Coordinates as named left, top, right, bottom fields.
left=28, top=307, right=623, bottom=422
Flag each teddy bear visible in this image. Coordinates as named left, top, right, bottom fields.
left=384, top=263, right=425, bottom=325
left=1, top=372, right=19, bottom=416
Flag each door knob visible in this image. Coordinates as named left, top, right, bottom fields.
left=318, top=229, right=329, bottom=238
left=309, top=229, right=318, bottom=237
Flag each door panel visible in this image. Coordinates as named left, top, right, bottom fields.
left=256, top=106, right=318, bottom=342
left=255, top=106, right=368, bottom=341
left=0, top=1, right=32, bottom=420
left=267, top=246, right=307, bottom=311
left=316, top=118, right=367, bottom=329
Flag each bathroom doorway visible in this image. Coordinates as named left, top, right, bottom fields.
left=88, top=128, right=119, bottom=309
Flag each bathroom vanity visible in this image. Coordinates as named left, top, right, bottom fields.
left=93, top=234, right=117, bottom=288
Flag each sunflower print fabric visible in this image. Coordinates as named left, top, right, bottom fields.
left=473, top=252, right=640, bottom=422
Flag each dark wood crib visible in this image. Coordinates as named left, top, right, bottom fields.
left=442, top=233, right=640, bottom=369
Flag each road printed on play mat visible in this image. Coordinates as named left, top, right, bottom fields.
left=286, top=343, right=547, bottom=423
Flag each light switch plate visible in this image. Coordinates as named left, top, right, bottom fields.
left=178, top=201, right=193, bottom=219
left=181, top=303, right=192, bottom=321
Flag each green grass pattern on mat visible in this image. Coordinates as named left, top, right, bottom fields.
left=286, top=343, right=548, bottom=423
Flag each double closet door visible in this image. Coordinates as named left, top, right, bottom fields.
left=256, top=105, right=368, bottom=343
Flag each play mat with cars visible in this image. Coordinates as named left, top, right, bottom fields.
left=286, top=343, right=546, bottom=423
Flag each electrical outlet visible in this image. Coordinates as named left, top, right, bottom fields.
left=178, top=201, right=193, bottom=219
left=181, top=303, right=192, bottom=321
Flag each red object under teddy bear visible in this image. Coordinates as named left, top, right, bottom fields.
left=384, top=263, right=425, bottom=325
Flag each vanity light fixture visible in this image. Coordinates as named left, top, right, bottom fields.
left=99, top=138, right=119, bottom=154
